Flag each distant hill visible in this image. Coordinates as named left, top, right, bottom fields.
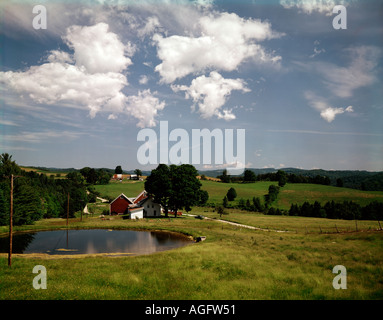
left=197, top=168, right=383, bottom=191
left=22, top=165, right=383, bottom=191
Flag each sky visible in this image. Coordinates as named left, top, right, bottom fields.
left=0, top=0, right=382, bottom=173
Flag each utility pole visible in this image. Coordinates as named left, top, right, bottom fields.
left=9, top=174, right=13, bottom=267
left=6, top=174, right=22, bottom=268
left=67, top=192, right=69, bottom=226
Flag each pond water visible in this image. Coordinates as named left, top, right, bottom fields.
left=0, top=229, right=192, bottom=256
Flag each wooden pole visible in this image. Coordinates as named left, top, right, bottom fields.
left=67, top=192, right=69, bottom=226
left=8, top=174, right=13, bottom=268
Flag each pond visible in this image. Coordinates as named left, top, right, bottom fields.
left=0, top=229, right=192, bottom=256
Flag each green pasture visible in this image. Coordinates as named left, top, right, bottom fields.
left=199, top=180, right=383, bottom=209
left=94, top=180, right=383, bottom=209
left=1, top=212, right=382, bottom=300
left=2, top=179, right=382, bottom=300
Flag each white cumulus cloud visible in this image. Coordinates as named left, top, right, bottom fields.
left=304, top=91, right=354, bottom=122
left=0, top=22, right=164, bottom=128
left=154, top=12, right=283, bottom=83
left=280, top=0, right=351, bottom=16
left=63, top=23, right=133, bottom=74
left=172, top=71, right=250, bottom=120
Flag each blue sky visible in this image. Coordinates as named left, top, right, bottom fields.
left=0, top=0, right=382, bottom=172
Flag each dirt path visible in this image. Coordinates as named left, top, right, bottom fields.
left=184, top=214, right=290, bottom=233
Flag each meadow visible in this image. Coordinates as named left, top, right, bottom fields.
left=1, top=212, right=382, bottom=300
left=1, top=179, right=382, bottom=300
left=94, top=179, right=383, bottom=209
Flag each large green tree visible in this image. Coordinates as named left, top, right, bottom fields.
left=145, top=164, right=203, bottom=218
left=145, top=164, right=172, bottom=217
left=168, top=164, right=202, bottom=216
left=0, top=153, right=21, bottom=176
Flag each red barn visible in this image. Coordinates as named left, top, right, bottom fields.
left=110, top=193, right=134, bottom=215
left=109, top=191, right=161, bottom=219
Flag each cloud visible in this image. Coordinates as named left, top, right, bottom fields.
left=139, top=75, right=149, bottom=85
left=63, top=23, right=133, bottom=74
left=137, top=16, right=161, bottom=38
left=309, top=40, right=325, bottom=58
left=295, top=46, right=380, bottom=99
left=280, top=0, right=351, bottom=16
left=2, top=129, right=84, bottom=144
left=319, top=106, right=352, bottom=123
left=0, top=22, right=164, bottom=128
left=304, top=91, right=354, bottom=122
left=0, top=60, right=128, bottom=118
left=154, top=11, right=283, bottom=83
left=313, top=46, right=380, bottom=98
left=172, top=71, right=250, bottom=120
left=107, top=89, right=165, bottom=128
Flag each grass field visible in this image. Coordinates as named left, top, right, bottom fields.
left=1, top=179, right=382, bottom=300
left=94, top=179, right=383, bottom=209
left=1, top=213, right=382, bottom=300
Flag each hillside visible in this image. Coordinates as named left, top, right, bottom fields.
left=199, top=168, right=383, bottom=191
left=93, top=179, right=383, bottom=211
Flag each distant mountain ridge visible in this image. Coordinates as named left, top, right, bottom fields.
left=23, top=166, right=383, bottom=191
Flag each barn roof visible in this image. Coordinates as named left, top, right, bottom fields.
left=133, top=190, right=148, bottom=204
left=110, top=193, right=134, bottom=205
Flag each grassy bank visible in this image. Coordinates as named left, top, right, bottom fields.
left=1, top=210, right=382, bottom=300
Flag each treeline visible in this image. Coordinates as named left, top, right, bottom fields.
left=268, top=200, right=383, bottom=221
left=218, top=169, right=331, bottom=186
left=0, top=154, right=97, bottom=226
left=211, top=183, right=383, bottom=221
left=214, top=169, right=383, bottom=191
left=256, top=171, right=331, bottom=186
left=79, top=167, right=113, bottom=184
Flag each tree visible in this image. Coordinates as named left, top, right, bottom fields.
left=168, top=164, right=202, bottom=216
left=66, top=171, right=85, bottom=186
left=0, top=183, right=9, bottom=225
left=226, top=187, right=237, bottom=201
left=276, top=170, right=287, bottom=187
left=218, top=169, right=231, bottom=183
left=115, top=166, right=122, bottom=174
left=134, top=169, right=142, bottom=178
left=243, top=169, right=256, bottom=182
left=198, top=189, right=209, bottom=206
left=252, top=196, right=263, bottom=212
left=13, top=181, right=43, bottom=225
left=336, top=178, right=344, bottom=188
left=0, top=153, right=21, bottom=176
left=265, top=184, right=280, bottom=205
left=145, top=164, right=172, bottom=217
left=222, top=195, right=228, bottom=208
left=145, top=164, right=202, bottom=218
left=216, top=205, right=227, bottom=218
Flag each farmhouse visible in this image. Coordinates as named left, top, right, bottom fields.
left=109, top=190, right=161, bottom=219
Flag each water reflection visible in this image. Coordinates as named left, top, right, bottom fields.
left=0, top=229, right=191, bottom=255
